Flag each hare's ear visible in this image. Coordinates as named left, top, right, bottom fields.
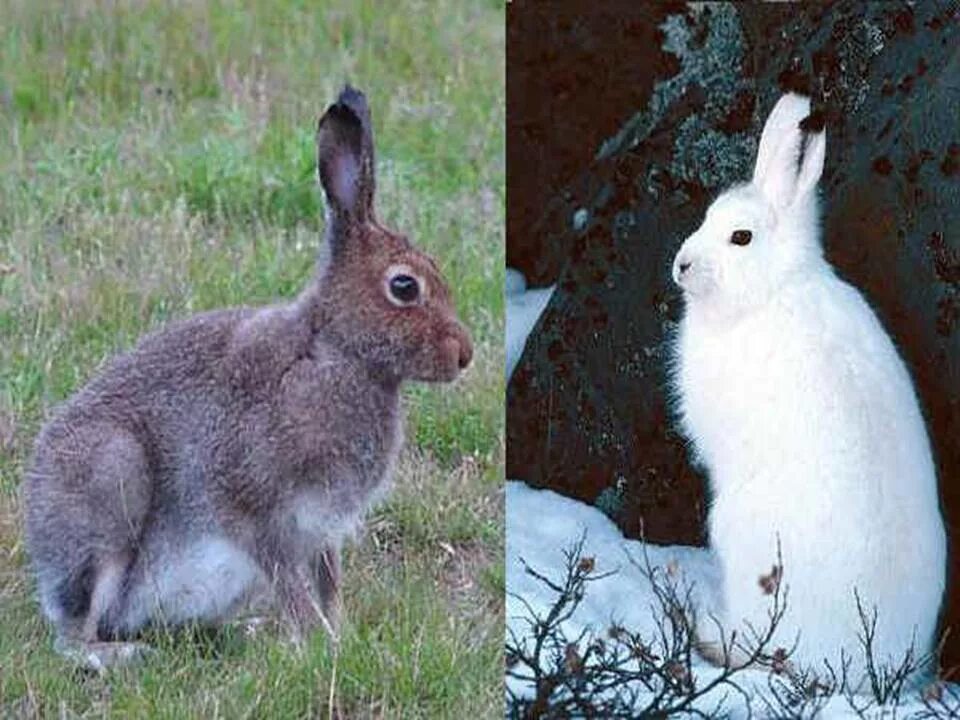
left=795, top=121, right=825, bottom=200
left=752, top=93, right=823, bottom=209
left=316, top=85, right=376, bottom=233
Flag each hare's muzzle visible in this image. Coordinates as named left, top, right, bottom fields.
left=438, top=322, right=472, bottom=381
left=673, top=252, right=692, bottom=288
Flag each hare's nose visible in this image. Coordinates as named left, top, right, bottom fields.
left=679, top=260, right=692, bottom=274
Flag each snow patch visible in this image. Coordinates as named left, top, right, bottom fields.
left=506, top=480, right=952, bottom=717
left=505, top=268, right=555, bottom=380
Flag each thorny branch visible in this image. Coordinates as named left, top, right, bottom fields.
left=505, top=536, right=955, bottom=719
left=505, top=535, right=791, bottom=719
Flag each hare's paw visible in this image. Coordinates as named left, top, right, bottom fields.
left=225, top=613, right=279, bottom=640
left=280, top=614, right=339, bottom=657
left=276, top=573, right=339, bottom=649
left=695, top=637, right=728, bottom=668
left=693, top=613, right=728, bottom=667
left=56, top=638, right=153, bottom=673
left=283, top=602, right=339, bottom=650
left=693, top=613, right=751, bottom=669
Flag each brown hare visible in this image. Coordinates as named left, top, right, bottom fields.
left=23, top=86, right=473, bottom=670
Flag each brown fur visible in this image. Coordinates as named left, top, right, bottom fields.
left=22, top=86, right=472, bottom=663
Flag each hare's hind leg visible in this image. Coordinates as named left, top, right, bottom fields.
left=30, top=427, right=154, bottom=670
left=53, top=555, right=152, bottom=672
left=693, top=602, right=752, bottom=669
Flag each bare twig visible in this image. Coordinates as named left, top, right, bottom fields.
left=838, top=589, right=932, bottom=717
left=915, top=678, right=960, bottom=719
left=756, top=660, right=837, bottom=719
left=505, top=535, right=792, bottom=718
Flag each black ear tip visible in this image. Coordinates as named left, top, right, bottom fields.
left=339, top=83, right=362, bottom=100
left=336, top=84, right=368, bottom=116
left=318, top=86, right=368, bottom=133
left=799, top=108, right=826, bottom=134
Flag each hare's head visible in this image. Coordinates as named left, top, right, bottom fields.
left=310, top=86, right=472, bottom=383
left=673, top=93, right=827, bottom=320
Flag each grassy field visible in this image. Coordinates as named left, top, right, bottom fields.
left=0, top=0, right=504, bottom=717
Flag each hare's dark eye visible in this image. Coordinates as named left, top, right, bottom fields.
left=730, top=229, right=752, bottom=246
left=389, top=274, right=420, bottom=304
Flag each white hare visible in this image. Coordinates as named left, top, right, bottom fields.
left=671, top=93, right=945, bottom=682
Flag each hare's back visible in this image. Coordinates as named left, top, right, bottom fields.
left=785, top=276, right=928, bottom=434
left=81, top=307, right=251, bottom=409
left=29, top=308, right=253, bottom=479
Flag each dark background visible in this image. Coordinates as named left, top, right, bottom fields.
left=506, top=1, right=960, bottom=667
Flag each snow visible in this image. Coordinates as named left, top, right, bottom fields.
left=506, top=480, right=721, bottom=644
left=505, top=268, right=554, bottom=380
left=506, top=480, right=749, bottom=716
left=505, top=481, right=947, bottom=718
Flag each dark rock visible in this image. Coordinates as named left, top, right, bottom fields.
left=506, top=2, right=681, bottom=286
left=507, top=0, right=960, bottom=664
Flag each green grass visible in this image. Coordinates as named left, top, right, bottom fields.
left=0, top=0, right=504, bottom=717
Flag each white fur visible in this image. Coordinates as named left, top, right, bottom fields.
left=119, top=479, right=389, bottom=633
left=671, top=93, right=945, bottom=681
left=289, top=486, right=366, bottom=549
left=39, top=579, right=66, bottom=625
left=120, top=536, right=263, bottom=631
